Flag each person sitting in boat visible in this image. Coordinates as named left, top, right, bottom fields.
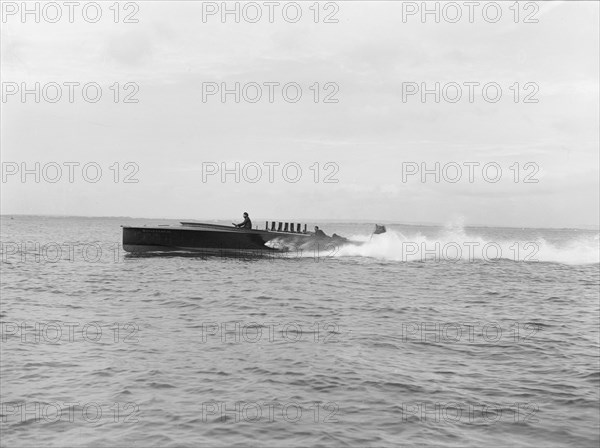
left=313, top=226, right=328, bottom=238
left=233, top=212, right=252, bottom=229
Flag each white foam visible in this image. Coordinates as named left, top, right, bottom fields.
left=335, top=226, right=600, bottom=265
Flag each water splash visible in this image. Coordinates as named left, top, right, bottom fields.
left=336, top=227, right=599, bottom=265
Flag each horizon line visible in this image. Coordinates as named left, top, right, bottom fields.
left=1, top=213, right=598, bottom=232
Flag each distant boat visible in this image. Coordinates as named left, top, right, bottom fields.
left=122, top=221, right=385, bottom=254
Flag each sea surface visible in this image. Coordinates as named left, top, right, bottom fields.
left=1, top=215, right=599, bottom=447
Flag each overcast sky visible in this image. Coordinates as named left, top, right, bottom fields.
left=1, top=1, right=598, bottom=228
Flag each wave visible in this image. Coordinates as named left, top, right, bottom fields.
left=267, top=222, right=599, bottom=265
left=334, top=226, right=599, bottom=265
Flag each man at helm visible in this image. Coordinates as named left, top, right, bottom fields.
left=233, top=212, right=252, bottom=229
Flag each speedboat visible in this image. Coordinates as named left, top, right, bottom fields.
left=122, top=221, right=385, bottom=255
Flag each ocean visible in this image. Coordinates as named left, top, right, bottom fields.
left=1, top=215, right=599, bottom=447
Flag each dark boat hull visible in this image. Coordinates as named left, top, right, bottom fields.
left=122, top=223, right=310, bottom=254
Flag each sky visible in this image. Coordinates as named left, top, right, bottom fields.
left=1, top=1, right=598, bottom=228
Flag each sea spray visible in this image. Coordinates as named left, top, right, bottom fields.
left=336, top=227, right=599, bottom=265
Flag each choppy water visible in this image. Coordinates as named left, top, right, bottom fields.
left=1, top=215, right=599, bottom=447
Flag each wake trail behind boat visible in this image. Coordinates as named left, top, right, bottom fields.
left=271, top=225, right=599, bottom=265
